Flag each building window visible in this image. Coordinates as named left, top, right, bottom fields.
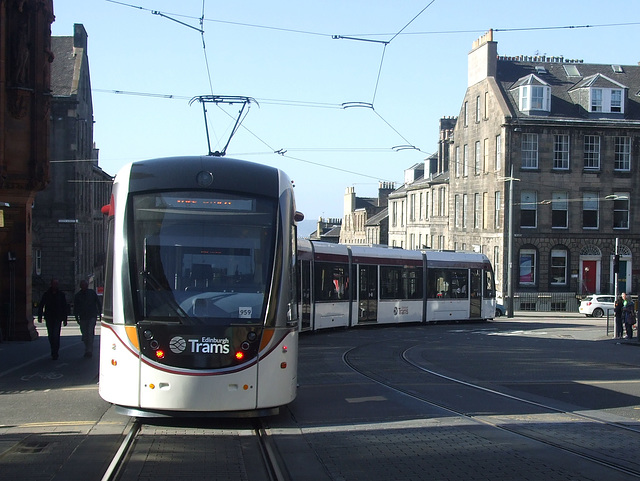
left=475, top=141, right=481, bottom=175
left=613, top=192, right=629, bottom=229
left=439, top=187, right=446, bottom=216
left=495, top=135, right=501, bottom=170
left=551, top=192, right=568, bottom=228
left=520, top=191, right=537, bottom=228
left=410, top=194, right=415, bottom=222
left=455, top=146, right=460, bottom=177
left=611, top=89, right=622, bottom=112
left=519, top=248, right=536, bottom=286
left=419, top=192, right=423, bottom=220
left=550, top=249, right=568, bottom=285
left=454, top=195, right=460, bottom=228
left=462, top=194, right=468, bottom=228
left=495, top=191, right=501, bottom=229
left=425, top=192, right=429, bottom=219
left=531, top=86, right=545, bottom=110
left=516, top=81, right=551, bottom=112
left=464, top=101, right=468, bottom=127
left=463, top=144, right=468, bottom=177
left=588, top=87, right=625, bottom=113
left=482, top=192, right=488, bottom=229
left=476, top=96, right=481, bottom=122
left=584, top=135, right=600, bottom=170
left=521, top=133, right=538, bottom=169
left=474, top=193, right=480, bottom=228
left=614, top=136, right=631, bottom=171
left=582, top=192, right=599, bottom=229
left=553, top=134, right=569, bottom=170
left=591, top=88, right=603, bottom=112
left=392, top=201, right=397, bottom=227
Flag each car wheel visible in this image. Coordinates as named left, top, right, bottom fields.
left=495, top=309, right=502, bottom=317
left=592, top=308, right=604, bottom=318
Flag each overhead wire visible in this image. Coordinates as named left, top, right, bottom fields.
left=101, top=0, right=639, bottom=188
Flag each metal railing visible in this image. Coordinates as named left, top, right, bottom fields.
left=506, top=292, right=580, bottom=313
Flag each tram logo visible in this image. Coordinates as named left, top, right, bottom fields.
left=393, top=307, right=409, bottom=316
left=169, top=336, right=187, bottom=353
left=169, top=336, right=231, bottom=355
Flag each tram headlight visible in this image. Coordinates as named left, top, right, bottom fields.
left=241, top=341, right=250, bottom=351
left=150, top=340, right=159, bottom=350
left=143, top=330, right=154, bottom=340
left=235, top=351, right=244, bottom=360
left=155, top=349, right=165, bottom=359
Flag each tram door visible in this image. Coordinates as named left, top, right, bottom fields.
left=299, top=259, right=311, bottom=331
left=470, top=268, right=482, bottom=319
left=358, top=265, right=378, bottom=323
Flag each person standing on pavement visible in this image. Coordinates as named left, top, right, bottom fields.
left=614, top=293, right=625, bottom=339
left=623, top=295, right=637, bottom=339
left=73, top=280, right=101, bottom=358
left=37, top=279, right=68, bottom=360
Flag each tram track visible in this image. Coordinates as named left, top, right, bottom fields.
left=100, top=417, right=288, bottom=481
left=343, top=341, right=640, bottom=479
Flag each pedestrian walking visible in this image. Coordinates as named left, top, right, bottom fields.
left=73, top=280, right=101, bottom=358
left=614, top=293, right=626, bottom=339
left=37, top=279, right=68, bottom=360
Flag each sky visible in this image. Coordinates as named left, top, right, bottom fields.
left=51, top=0, right=640, bottom=235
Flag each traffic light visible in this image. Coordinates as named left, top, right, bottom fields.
left=614, top=254, right=620, bottom=274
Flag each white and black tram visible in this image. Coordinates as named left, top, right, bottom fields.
left=297, top=239, right=496, bottom=331
left=99, top=156, right=300, bottom=417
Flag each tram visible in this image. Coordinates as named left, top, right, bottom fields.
left=99, top=156, right=300, bottom=417
left=297, top=239, right=496, bottom=331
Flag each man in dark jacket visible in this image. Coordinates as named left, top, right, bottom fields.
left=73, top=280, right=102, bottom=358
left=38, top=279, right=68, bottom=360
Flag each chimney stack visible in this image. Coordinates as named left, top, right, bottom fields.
left=468, top=30, right=497, bottom=87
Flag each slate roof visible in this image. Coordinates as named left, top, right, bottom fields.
left=496, top=59, right=640, bottom=121
left=51, top=37, right=77, bottom=97
left=366, top=207, right=388, bottom=227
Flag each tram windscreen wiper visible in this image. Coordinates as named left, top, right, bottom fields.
left=140, top=270, right=192, bottom=324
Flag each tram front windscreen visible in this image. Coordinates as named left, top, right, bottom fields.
left=130, top=191, right=277, bottom=326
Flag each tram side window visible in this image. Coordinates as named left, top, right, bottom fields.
left=314, top=262, right=349, bottom=301
left=484, top=269, right=496, bottom=298
left=381, top=266, right=423, bottom=300
left=450, top=270, right=468, bottom=299
left=428, top=268, right=468, bottom=299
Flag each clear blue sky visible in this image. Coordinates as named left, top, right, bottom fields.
left=51, top=0, right=640, bottom=235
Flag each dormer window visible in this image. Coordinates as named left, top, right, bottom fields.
left=570, top=74, right=627, bottom=115
left=511, top=74, right=551, bottom=114
left=591, top=88, right=623, bottom=113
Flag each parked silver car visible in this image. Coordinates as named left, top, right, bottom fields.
left=579, top=295, right=615, bottom=318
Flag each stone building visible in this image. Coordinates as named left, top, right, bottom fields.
left=388, top=125, right=453, bottom=250
left=309, top=217, right=342, bottom=243
left=339, top=183, right=393, bottom=245
left=32, top=24, right=111, bottom=309
left=449, top=30, right=640, bottom=306
left=0, top=0, right=55, bottom=341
